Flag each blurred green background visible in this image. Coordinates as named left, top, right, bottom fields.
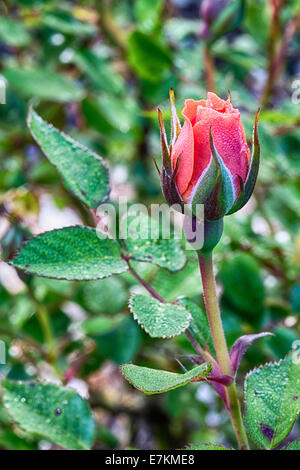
left=0, top=0, right=300, bottom=450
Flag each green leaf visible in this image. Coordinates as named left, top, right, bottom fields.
left=28, top=109, right=110, bottom=209
left=152, top=258, right=200, bottom=302
left=121, top=363, right=211, bottom=394
left=3, top=68, right=84, bottom=102
left=245, top=0, right=270, bottom=46
left=284, top=440, right=300, bottom=450
left=245, top=354, right=300, bottom=449
left=82, top=315, right=123, bottom=335
left=177, top=297, right=213, bottom=351
left=2, top=380, right=95, bottom=450
left=219, top=253, right=264, bottom=316
left=42, top=12, right=97, bottom=36
left=184, top=443, right=231, bottom=450
left=81, top=99, right=117, bottom=137
left=127, top=30, right=172, bottom=82
left=10, top=226, right=128, bottom=281
left=129, top=294, right=191, bottom=338
left=122, top=212, right=186, bottom=272
left=93, top=316, right=141, bottom=364
left=82, top=277, right=127, bottom=314
left=0, top=18, right=30, bottom=47
left=134, top=0, right=164, bottom=32
left=73, top=49, right=124, bottom=94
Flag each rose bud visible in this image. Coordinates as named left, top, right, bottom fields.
left=158, top=90, right=260, bottom=221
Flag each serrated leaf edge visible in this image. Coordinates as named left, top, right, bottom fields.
left=9, top=225, right=127, bottom=281
left=128, top=294, right=191, bottom=339
left=27, top=107, right=110, bottom=209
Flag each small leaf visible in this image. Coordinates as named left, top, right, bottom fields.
left=129, top=294, right=191, bottom=338
left=4, top=68, right=84, bottom=102
left=121, top=363, right=211, bottom=394
left=121, top=212, right=186, bottom=272
left=28, top=109, right=110, bottom=209
left=184, top=443, right=232, bottom=450
left=230, top=332, right=272, bottom=375
left=10, top=226, right=128, bottom=281
left=245, top=354, right=300, bottom=449
left=2, top=380, right=95, bottom=450
left=177, top=297, right=213, bottom=351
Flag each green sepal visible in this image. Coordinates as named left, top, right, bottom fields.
left=227, top=109, right=260, bottom=215
left=189, top=130, right=236, bottom=220
left=158, top=108, right=172, bottom=175
left=169, top=88, right=181, bottom=146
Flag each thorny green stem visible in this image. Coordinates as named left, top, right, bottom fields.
left=197, top=251, right=249, bottom=450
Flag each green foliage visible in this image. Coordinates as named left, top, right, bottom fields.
left=82, top=277, right=127, bottom=314
left=2, top=380, right=95, bottom=450
left=129, top=294, right=191, bottom=338
left=1, top=0, right=300, bottom=452
left=122, top=212, right=186, bottom=272
left=0, top=18, right=30, bottom=47
left=121, top=363, right=211, bottom=394
left=127, top=30, right=172, bottom=81
left=4, top=68, right=84, bottom=102
left=245, top=355, right=300, bottom=449
left=91, top=316, right=141, bottom=364
left=178, top=297, right=213, bottom=351
left=219, top=253, right=264, bottom=317
left=28, top=109, right=110, bottom=209
left=41, top=11, right=97, bottom=36
left=10, top=227, right=127, bottom=280
left=134, top=0, right=164, bottom=32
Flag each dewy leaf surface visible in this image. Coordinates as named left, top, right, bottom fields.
left=245, top=354, right=300, bottom=449
left=2, top=380, right=95, bottom=450
left=28, top=109, right=110, bottom=209
left=10, top=226, right=127, bottom=280
left=121, top=212, right=186, bottom=272
left=4, top=68, right=84, bottom=102
left=129, top=294, right=191, bottom=338
left=121, top=363, right=211, bottom=394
